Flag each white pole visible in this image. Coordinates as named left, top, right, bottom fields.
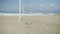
left=22, top=5, right=24, bottom=14
left=19, top=0, right=21, bottom=21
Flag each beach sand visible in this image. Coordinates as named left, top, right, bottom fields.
left=0, top=15, right=60, bottom=34
left=0, top=16, right=21, bottom=34
left=21, top=15, right=60, bottom=34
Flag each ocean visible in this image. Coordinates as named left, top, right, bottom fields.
left=0, top=11, right=60, bottom=16
left=0, top=13, right=55, bottom=16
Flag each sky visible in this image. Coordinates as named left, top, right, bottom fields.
left=22, top=0, right=60, bottom=13
left=0, top=0, right=60, bottom=13
left=0, top=0, right=19, bottom=13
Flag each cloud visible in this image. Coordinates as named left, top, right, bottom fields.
left=39, top=4, right=43, bottom=7
left=49, top=4, right=55, bottom=6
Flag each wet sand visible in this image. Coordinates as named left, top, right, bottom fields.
left=0, top=15, right=60, bottom=34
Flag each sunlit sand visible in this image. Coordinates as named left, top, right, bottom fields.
left=0, top=15, right=60, bottom=34
left=21, top=15, right=60, bottom=34
left=0, top=16, right=21, bottom=34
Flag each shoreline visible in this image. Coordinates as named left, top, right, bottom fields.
left=0, top=13, right=60, bottom=16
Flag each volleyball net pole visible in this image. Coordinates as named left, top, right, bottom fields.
left=19, top=0, right=21, bottom=21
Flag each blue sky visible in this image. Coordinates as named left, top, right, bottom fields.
left=0, top=0, right=19, bottom=13
left=0, top=0, right=60, bottom=13
left=22, top=0, right=60, bottom=13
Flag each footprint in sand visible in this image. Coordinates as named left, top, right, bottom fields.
left=25, top=22, right=32, bottom=28
left=25, top=22, right=32, bottom=25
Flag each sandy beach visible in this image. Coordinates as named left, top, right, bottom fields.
left=22, top=15, right=60, bottom=34
left=0, top=15, right=60, bottom=34
left=0, top=16, right=21, bottom=34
